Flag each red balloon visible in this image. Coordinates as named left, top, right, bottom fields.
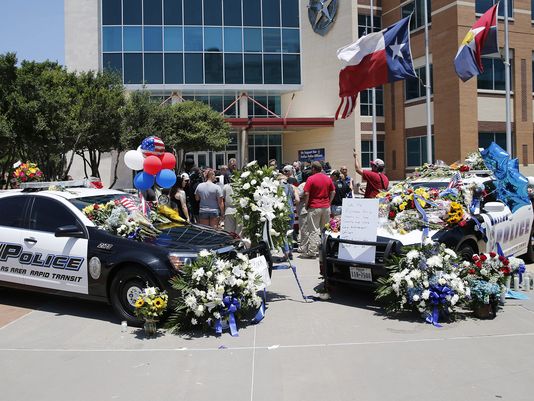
left=160, top=152, right=176, bottom=170
left=143, top=155, right=162, bottom=175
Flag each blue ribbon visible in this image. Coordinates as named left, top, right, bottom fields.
left=518, top=264, right=526, bottom=284
left=470, top=197, right=481, bottom=215
left=252, top=289, right=267, bottom=323
left=413, top=194, right=433, bottom=243
left=471, top=216, right=487, bottom=241
left=439, top=188, right=459, bottom=198
left=425, top=285, right=454, bottom=328
left=215, top=296, right=241, bottom=337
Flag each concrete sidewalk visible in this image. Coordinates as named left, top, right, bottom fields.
left=1, top=258, right=534, bottom=401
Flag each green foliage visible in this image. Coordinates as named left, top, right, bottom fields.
left=162, top=101, right=230, bottom=154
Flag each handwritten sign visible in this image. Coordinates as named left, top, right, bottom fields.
left=249, top=255, right=271, bottom=290
left=338, top=198, right=379, bottom=263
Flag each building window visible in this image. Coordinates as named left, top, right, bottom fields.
left=248, top=133, right=282, bottom=166
left=476, top=0, right=513, bottom=18
left=357, top=14, right=381, bottom=38
left=182, top=94, right=239, bottom=117
left=479, top=132, right=508, bottom=151
left=401, top=0, right=431, bottom=31
left=360, top=87, right=384, bottom=116
left=405, top=65, right=433, bottom=101
left=406, top=136, right=434, bottom=167
left=102, top=0, right=301, bottom=86
left=478, top=54, right=513, bottom=91
left=248, top=96, right=281, bottom=118
left=361, top=140, right=385, bottom=168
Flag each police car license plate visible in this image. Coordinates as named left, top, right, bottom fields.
left=349, top=266, right=372, bottom=282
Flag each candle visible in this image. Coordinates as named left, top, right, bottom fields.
left=523, top=275, right=530, bottom=291
left=513, top=276, right=520, bottom=290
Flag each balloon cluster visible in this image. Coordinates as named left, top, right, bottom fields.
left=480, top=142, right=530, bottom=212
left=124, top=136, right=177, bottom=190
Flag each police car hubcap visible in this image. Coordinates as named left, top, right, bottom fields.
left=126, top=286, right=142, bottom=306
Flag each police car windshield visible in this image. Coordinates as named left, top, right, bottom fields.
left=70, top=194, right=134, bottom=210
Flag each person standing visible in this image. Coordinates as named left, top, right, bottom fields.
left=339, top=166, right=353, bottom=198
left=330, top=170, right=349, bottom=216
left=282, top=165, right=299, bottom=186
left=222, top=175, right=239, bottom=234
left=170, top=177, right=190, bottom=222
left=353, top=151, right=389, bottom=198
left=195, top=169, right=224, bottom=229
left=299, top=162, right=335, bottom=258
left=279, top=173, right=300, bottom=260
left=296, top=168, right=311, bottom=254
left=228, top=158, right=238, bottom=173
left=185, top=169, right=201, bottom=223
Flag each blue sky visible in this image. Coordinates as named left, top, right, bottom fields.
left=0, top=0, right=64, bottom=64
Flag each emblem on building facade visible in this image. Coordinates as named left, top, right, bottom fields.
left=307, top=0, right=338, bottom=36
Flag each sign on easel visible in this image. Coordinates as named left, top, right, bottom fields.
left=338, top=198, right=379, bottom=263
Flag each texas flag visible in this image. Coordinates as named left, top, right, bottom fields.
left=336, top=16, right=416, bottom=119
left=454, top=4, right=498, bottom=82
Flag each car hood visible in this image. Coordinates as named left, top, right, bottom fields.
left=376, top=226, right=442, bottom=246
left=146, top=223, right=237, bottom=252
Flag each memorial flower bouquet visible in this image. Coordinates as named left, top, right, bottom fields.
left=134, top=286, right=169, bottom=319
left=166, top=250, right=264, bottom=335
left=376, top=240, right=470, bottom=325
left=12, top=161, right=44, bottom=183
left=82, top=199, right=161, bottom=240
left=232, top=161, right=290, bottom=250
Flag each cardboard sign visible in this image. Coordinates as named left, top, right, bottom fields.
left=298, top=148, right=325, bottom=163
left=338, top=198, right=379, bottom=263
left=249, top=255, right=271, bottom=290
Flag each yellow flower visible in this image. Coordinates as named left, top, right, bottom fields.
left=153, top=297, right=166, bottom=309
left=399, top=202, right=407, bottom=211
left=134, top=298, right=144, bottom=308
left=399, top=228, right=407, bottom=235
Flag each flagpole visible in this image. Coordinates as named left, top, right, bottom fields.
left=503, top=0, right=512, bottom=155
left=423, top=0, right=432, bottom=164
left=370, top=0, right=377, bottom=161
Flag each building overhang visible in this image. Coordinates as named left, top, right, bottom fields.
left=225, top=117, right=335, bottom=130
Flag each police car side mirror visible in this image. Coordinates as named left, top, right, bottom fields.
left=55, top=225, right=85, bottom=238
left=483, top=202, right=506, bottom=213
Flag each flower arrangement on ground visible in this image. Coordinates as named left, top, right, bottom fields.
left=82, top=199, right=161, bottom=240
left=134, top=286, right=169, bottom=336
left=166, top=250, right=264, bottom=336
left=12, top=162, right=43, bottom=183
left=232, top=161, right=290, bottom=250
left=376, top=240, right=470, bottom=326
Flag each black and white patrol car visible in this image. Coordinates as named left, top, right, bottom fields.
left=0, top=182, right=271, bottom=325
left=320, top=174, right=534, bottom=289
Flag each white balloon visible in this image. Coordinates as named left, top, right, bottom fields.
left=124, top=150, right=144, bottom=170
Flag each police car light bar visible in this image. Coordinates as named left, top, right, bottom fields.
left=20, top=179, right=92, bottom=189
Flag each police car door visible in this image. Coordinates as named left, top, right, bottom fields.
left=0, top=195, right=31, bottom=285
left=25, top=195, right=89, bottom=294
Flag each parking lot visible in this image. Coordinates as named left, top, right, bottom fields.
left=1, top=257, right=534, bottom=401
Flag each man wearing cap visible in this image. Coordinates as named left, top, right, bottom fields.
left=353, top=151, right=389, bottom=198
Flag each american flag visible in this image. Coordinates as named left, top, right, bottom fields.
left=140, top=136, right=165, bottom=157
left=120, top=196, right=138, bottom=213
left=447, top=172, right=463, bottom=189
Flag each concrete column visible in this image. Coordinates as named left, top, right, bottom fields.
left=170, top=91, right=182, bottom=105
left=238, top=94, right=249, bottom=167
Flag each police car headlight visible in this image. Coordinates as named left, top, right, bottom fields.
left=168, top=253, right=197, bottom=271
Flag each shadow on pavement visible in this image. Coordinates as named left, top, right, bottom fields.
left=0, top=286, right=118, bottom=324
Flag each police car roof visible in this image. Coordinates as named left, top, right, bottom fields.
left=0, top=188, right=126, bottom=200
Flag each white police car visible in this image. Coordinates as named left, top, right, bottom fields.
left=321, top=174, right=534, bottom=288
left=0, top=181, right=271, bottom=325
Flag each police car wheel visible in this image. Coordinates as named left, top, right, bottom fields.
left=110, top=266, right=157, bottom=326
left=457, top=242, right=476, bottom=261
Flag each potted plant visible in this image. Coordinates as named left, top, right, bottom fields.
left=134, top=286, right=169, bottom=337
left=468, top=279, right=501, bottom=319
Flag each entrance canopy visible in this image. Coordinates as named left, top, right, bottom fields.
left=225, top=117, right=335, bottom=130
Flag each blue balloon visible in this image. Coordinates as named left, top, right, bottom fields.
left=156, top=169, right=176, bottom=188
left=481, top=142, right=509, bottom=179
left=134, top=172, right=155, bottom=190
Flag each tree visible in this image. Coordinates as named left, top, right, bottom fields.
left=162, top=101, right=230, bottom=167
left=10, top=60, right=78, bottom=180
left=70, top=70, right=125, bottom=179
left=0, top=53, right=18, bottom=187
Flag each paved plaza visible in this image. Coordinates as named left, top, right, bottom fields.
left=1, top=257, right=534, bottom=401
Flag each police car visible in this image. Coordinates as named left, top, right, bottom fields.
left=0, top=181, right=271, bottom=325
left=320, top=174, right=534, bottom=289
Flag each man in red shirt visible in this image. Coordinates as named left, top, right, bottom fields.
left=353, top=151, right=389, bottom=198
left=300, top=162, right=335, bottom=258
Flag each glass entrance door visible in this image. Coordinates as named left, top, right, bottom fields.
left=213, top=152, right=226, bottom=170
